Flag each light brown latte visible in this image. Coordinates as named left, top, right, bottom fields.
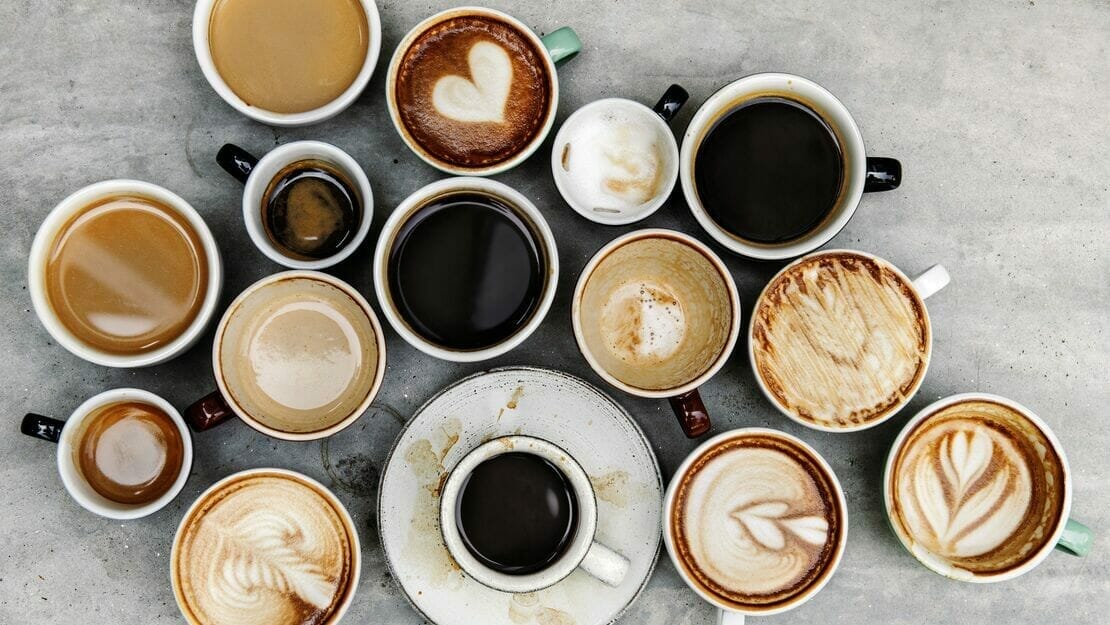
left=751, top=251, right=929, bottom=429
left=173, top=471, right=356, bottom=625
left=670, top=433, right=843, bottom=611
left=888, top=400, right=1066, bottom=577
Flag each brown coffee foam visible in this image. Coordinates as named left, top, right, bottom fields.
left=888, top=400, right=1066, bottom=576
left=751, top=252, right=929, bottom=428
left=394, top=15, right=551, bottom=168
left=670, top=434, right=842, bottom=611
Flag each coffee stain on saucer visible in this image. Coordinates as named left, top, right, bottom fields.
left=509, top=592, right=576, bottom=625
left=497, top=385, right=526, bottom=420
left=403, top=417, right=464, bottom=587
left=591, top=470, right=631, bottom=508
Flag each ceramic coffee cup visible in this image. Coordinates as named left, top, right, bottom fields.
left=884, top=393, right=1092, bottom=582
left=681, top=72, right=901, bottom=260
left=749, top=249, right=949, bottom=432
left=386, top=6, right=581, bottom=176
left=192, top=0, right=382, bottom=126
left=20, top=388, right=193, bottom=520
left=439, top=435, right=630, bottom=592
left=186, top=270, right=386, bottom=441
left=215, top=141, right=374, bottom=269
left=551, top=84, right=689, bottom=225
left=28, top=179, right=223, bottom=368
left=572, top=229, right=741, bottom=438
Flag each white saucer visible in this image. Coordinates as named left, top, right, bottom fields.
left=378, top=366, right=663, bottom=625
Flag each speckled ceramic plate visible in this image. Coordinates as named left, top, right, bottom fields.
left=378, top=366, right=663, bottom=625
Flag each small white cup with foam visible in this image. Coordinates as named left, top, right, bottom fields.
left=552, top=85, right=688, bottom=225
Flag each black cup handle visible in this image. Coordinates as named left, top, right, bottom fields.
left=217, top=143, right=259, bottom=185
left=651, top=84, right=690, bottom=124
left=21, top=413, right=65, bottom=444
left=864, top=157, right=902, bottom=192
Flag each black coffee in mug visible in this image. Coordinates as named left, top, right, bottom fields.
left=261, top=159, right=361, bottom=260
left=455, top=452, right=578, bottom=575
left=387, top=192, right=545, bottom=350
left=694, top=97, right=843, bottom=243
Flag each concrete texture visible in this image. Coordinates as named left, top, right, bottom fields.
left=1, top=0, right=1107, bottom=623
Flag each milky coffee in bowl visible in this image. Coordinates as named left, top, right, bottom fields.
left=172, top=468, right=360, bottom=625
left=750, top=249, right=950, bottom=432
left=664, top=428, right=847, bottom=621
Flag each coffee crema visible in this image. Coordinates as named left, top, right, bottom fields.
left=888, top=400, right=1066, bottom=577
left=751, top=252, right=929, bottom=429
left=76, top=401, right=184, bottom=505
left=45, top=195, right=208, bottom=355
left=173, top=472, right=355, bottom=625
left=394, top=14, right=552, bottom=168
left=671, top=433, right=842, bottom=610
left=261, top=159, right=361, bottom=261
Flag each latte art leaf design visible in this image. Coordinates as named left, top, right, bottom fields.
left=730, top=501, right=829, bottom=551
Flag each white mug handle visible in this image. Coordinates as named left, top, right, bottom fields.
left=912, top=264, right=950, bottom=299
left=578, top=540, right=629, bottom=586
left=717, top=609, right=745, bottom=624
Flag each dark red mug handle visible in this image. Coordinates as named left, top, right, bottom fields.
left=185, top=390, right=235, bottom=432
left=668, top=389, right=711, bottom=438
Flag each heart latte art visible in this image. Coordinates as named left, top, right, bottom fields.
left=432, top=41, right=512, bottom=123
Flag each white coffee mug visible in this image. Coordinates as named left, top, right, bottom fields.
left=20, top=388, right=193, bottom=520
left=28, top=179, right=224, bottom=368
left=215, top=141, right=374, bottom=269
left=439, top=436, right=629, bottom=592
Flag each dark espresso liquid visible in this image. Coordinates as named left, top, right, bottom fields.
left=695, top=97, right=843, bottom=243
left=262, top=159, right=361, bottom=260
left=456, top=452, right=578, bottom=575
left=387, top=193, right=545, bottom=350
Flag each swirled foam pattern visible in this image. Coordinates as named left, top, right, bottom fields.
left=174, top=474, right=354, bottom=625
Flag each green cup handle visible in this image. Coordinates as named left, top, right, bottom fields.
left=1056, top=518, right=1093, bottom=556
left=540, top=27, right=581, bottom=66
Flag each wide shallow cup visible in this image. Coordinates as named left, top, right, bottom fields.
left=28, top=179, right=223, bottom=368
left=192, top=0, right=383, bottom=126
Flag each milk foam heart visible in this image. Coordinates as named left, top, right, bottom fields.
left=432, top=42, right=512, bottom=123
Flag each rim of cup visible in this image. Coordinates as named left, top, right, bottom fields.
left=28, top=179, right=224, bottom=368
left=57, top=388, right=193, bottom=520
left=680, top=72, right=867, bottom=260
left=746, top=248, right=934, bottom=433
left=372, top=177, right=559, bottom=363
left=211, top=270, right=387, bottom=441
left=241, top=140, right=374, bottom=270
left=571, top=228, right=741, bottom=398
left=385, top=6, right=561, bottom=176
left=882, top=392, right=1073, bottom=583
left=191, top=0, right=383, bottom=127
left=550, top=97, right=680, bottom=226
left=662, top=427, right=848, bottom=616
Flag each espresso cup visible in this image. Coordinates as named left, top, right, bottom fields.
left=186, top=270, right=386, bottom=441
left=192, top=0, right=383, bottom=126
left=171, top=468, right=361, bottom=625
left=439, top=436, right=629, bottom=592
left=551, top=84, right=689, bottom=225
left=884, top=393, right=1093, bottom=582
left=664, top=428, right=848, bottom=623
left=681, top=72, right=902, bottom=260
left=216, top=141, right=374, bottom=269
left=386, top=6, right=581, bottom=176
left=20, top=388, right=193, bottom=520
left=749, top=249, right=950, bottom=432
left=572, top=229, right=741, bottom=438
left=28, top=179, right=224, bottom=368
left=373, top=177, right=558, bottom=362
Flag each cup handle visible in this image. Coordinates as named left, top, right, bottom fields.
left=217, top=143, right=259, bottom=185
left=651, top=84, right=690, bottom=124
left=717, top=609, right=745, bottom=625
left=578, top=540, right=629, bottom=587
left=911, top=264, right=950, bottom=300
left=1056, top=518, right=1093, bottom=557
left=185, top=390, right=235, bottom=432
left=20, top=413, right=65, bottom=443
left=669, top=389, right=711, bottom=438
left=540, top=27, right=581, bottom=66
left=864, top=157, right=902, bottom=192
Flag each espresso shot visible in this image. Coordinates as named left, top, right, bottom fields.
left=261, top=159, right=362, bottom=261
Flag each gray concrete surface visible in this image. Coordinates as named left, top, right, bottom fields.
left=1, top=1, right=1107, bottom=623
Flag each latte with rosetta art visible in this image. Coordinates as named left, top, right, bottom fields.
left=394, top=14, right=552, bottom=168
left=751, top=251, right=929, bottom=429
left=173, top=472, right=356, bottom=625
left=670, top=433, right=844, bottom=611
left=889, top=400, right=1066, bottom=576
